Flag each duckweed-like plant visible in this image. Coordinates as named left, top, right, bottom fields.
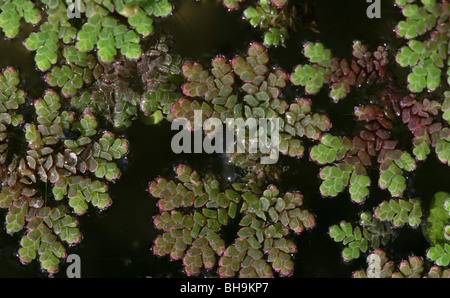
left=0, top=0, right=174, bottom=71
left=0, top=0, right=449, bottom=279
left=310, top=58, right=449, bottom=203
left=374, top=198, right=423, bottom=228
left=45, top=45, right=103, bottom=98
left=222, top=0, right=243, bottom=10
left=0, top=68, right=129, bottom=275
left=290, top=41, right=393, bottom=102
left=328, top=193, right=426, bottom=265
left=148, top=164, right=315, bottom=277
left=165, top=43, right=331, bottom=160
left=138, top=36, right=184, bottom=123
left=0, top=67, right=25, bottom=163
left=427, top=243, right=450, bottom=266
left=425, top=192, right=450, bottom=266
left=329, top=212, right=393, bottom=262
left=353, top=249, right=450, bottom=278
left=0, top=0, right=41, bottom=39
left=220, top=0, right=312, bottom=47
left=67, top=36, right=184, bottom=129
left=329, top=188, right=423, bottom=263
left=394, top=0, right=449, bottom=93
left=242, top=0, right=295, bottom=47
left=395, top=94, right=449, bottom=164
left=311, top=127, right=416, bottom=203
left=71, top=55, right=141, bottom=129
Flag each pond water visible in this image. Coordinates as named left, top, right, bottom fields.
left=0, top=0, right=449, bottom=278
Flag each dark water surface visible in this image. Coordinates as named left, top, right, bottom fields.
left=0, top=0, right=449, bottom=278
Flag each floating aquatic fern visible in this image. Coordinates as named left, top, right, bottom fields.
left=290, top=41, right=393, bottom=102
left=425, top=192, right=450, bottom=267
left=0, top=0, right=448, bottom=280
left=17, top=205, right=81, bottom=275
left=45, top=43, right=106, bottom=96
left=82, top=57, right=140, bottom=129
left=374, top=198, right=423, bottom=228
left=427, top=243, right=450, bottom=266
left=148, top=164, right=315, bottom=277
left=166, top=43, right=331, bottom=160
left=219, top=0, right=313, bottom=47
left=138, top=36, right=184, bottom=123
left=0, top=0, right=41, bottom=39
left=394, top=0, right=449, bottom=93
left=68, top=36, right=184, bottom=129
left=221, top=0, right=243, bottom=10
left=0, top=91, right=84, bottom=274
left=0, top=0, right=174, bottom=71
left=76, top=10, right=141, bottom=62
left=353, top=249, right=450, bottom=278
left=0, top=68, right=129, bottom=274
left=372, top=87, right=450, bottom=165
left=0, top=67, right=25, bottom=164
left=310, top=73, right=449, bottom=202
left=329, top=195, right=427, bottom=265
left=329, top=212, right=393, bottom=262
left=397, top=94, right=449, bottom=164
left=443, top=91, right=450, bottom=124
left=75, top=0, right=173, bottom=62
left=242, top=0, right=293, bottom=47
left=311, top=129, right=416, bottom=203
left=24, top=0, right=78, bottom=71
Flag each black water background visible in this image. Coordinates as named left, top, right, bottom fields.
left=0, top=0, right=449, bottom=278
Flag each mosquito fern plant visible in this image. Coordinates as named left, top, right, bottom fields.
left=394, top=0, right=449, bottom=93
left=0, top=68, right=129, bottom=275
left=353, top=249, right=450, bottom=278
left=0, top=0, right=174, bottom=70
left=218, top=0, right=314, bottom=47
left=148, top=164, right=315, bottom=277
left=0, top=0, right=449, bottom=279
left=285, top=0, right=449, bottom=276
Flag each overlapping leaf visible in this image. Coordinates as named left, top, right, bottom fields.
left=149, top=164, right=315, bottom=277
left=0, top=0, right=41, bottom=38
left=168, top=43, right=331, bottom=160
left=374, top=198, right=422, bottom=228
left=5, top=0, right=174, bottom=71
left=0, top=76, right=129, bottom=274
left=0, top=67, right=25, bottom=163
left=329, top=212, right=394, bottom=262
left=18, top=206, right=82, bottom=274
left=291, top=41, right=393, bottom=102
left=394, top=0, right=449, bottom=93
left=354, top=249, right=450, bottom=278
left=138, top=36, right=184, bottom=123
